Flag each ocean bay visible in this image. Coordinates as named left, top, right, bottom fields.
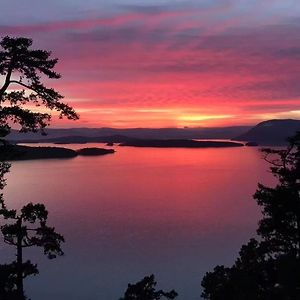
left=3, top=144, right=274, bottom=299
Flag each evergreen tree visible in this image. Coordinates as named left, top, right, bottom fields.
left=201, top=133, right=300, bottom=300
left=0, top=36, right=78, bottom=299
left=0, top=200, right=64, bottom=299
left=0, top=36, right=78, bottom=139
left=120, top=275, right=178, bottom=300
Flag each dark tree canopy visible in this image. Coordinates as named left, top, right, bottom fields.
left=0, top=261, right=38, bottom=300
left=120, top=275, right=178, bottom=300
left=255, top=133, right=300, bottom=257
left=0, top=36, right=74, bottom=299
left=201, top=132, right=300, bottom=300
left=0, top=161, right=64, bottom=299
left=0, top=201, right=64, bottom=258
left=0, top=199, right=64, bottom=299
left=0, top=36, right=78, bottom=137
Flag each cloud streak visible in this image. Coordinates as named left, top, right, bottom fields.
left=1, top=0, right=300, bottom=127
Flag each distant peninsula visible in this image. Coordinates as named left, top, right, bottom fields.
left=119, top=139, right=244, bottom=148
left=0, top=145, right=115, bottom=161
left=6, top=119, right=299, bottom=147
left=77, top=147, right=115, bottom=156
left=235, top=119, right=300, bottom=145
left=7, top=126, right=251, bottom=143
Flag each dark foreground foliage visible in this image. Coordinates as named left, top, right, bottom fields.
left=0, top=162, right=64, bottom=300
left=201, top=132, right=300, bottom=300
left=0, top=36, right=78, bottom=140
left=120, top=275, right=178, bottom=300
left=0, top=36, right=77, bottom=300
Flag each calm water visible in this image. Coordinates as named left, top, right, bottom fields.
left=1, top=144, right=274, bottom=299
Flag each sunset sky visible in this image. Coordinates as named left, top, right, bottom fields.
left=1, top=0, right=300, bottom=128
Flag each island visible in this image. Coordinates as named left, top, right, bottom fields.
left=119, top=139, right=244, bottom=148
left=76, top=147, right=115, bottom=156
left=235, top=119, right=300, bottom=145
left=0, top=145, right=115, bottom=161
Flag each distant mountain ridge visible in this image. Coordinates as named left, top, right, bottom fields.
left=235, top=119, right=300, bottom=145
left=7, top=119, right=300, bottom=146
left=119, top=139, right=244, bottom=148
left=7, top=126, right=250, bottom=142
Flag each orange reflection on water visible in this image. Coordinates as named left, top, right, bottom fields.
left=4, top=144, right=274, bottom=300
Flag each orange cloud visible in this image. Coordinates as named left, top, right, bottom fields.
left=1, top=2, right=300, bottom=128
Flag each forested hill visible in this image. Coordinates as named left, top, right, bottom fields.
left=235, top=119, right=300, bottom=145
left=8, top=126, right=250, bottom=142
left=7, top=119, right=300, bottom=145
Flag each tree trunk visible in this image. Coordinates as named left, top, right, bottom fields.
left=296, top=216, right=300, bottom=300
left=16, top=218, right=24, bottom=300
left=296, top=182, right=300, bottom=300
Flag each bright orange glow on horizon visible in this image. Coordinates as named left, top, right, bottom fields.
left=2, top=1, right=300, bottom=128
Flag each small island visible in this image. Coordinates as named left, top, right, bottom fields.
left=77, top=147, right=115, bottom=156
left=120, top=139, right=244, bottom=148
left=0, top=145, right=115, bottom=161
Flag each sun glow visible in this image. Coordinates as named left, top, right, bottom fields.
left=1, top=0, right=300, bottom=129
left=178, top=114, right=234, bottom=122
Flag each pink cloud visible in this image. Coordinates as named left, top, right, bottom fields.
left=1, top=5, right=300, bottom=127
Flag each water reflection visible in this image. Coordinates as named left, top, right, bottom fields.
left=3, top=144, right=274, bottom=299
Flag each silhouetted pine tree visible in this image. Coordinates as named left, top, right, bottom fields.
left=0, top=200, right=64, bottom=299
left=0, top=36, right=78, bottom=299
left=120, top=275, right=178, bottom=300
left=0, top=36, right=78, bottom=140
left=201, top=132, right=300, bottom=300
